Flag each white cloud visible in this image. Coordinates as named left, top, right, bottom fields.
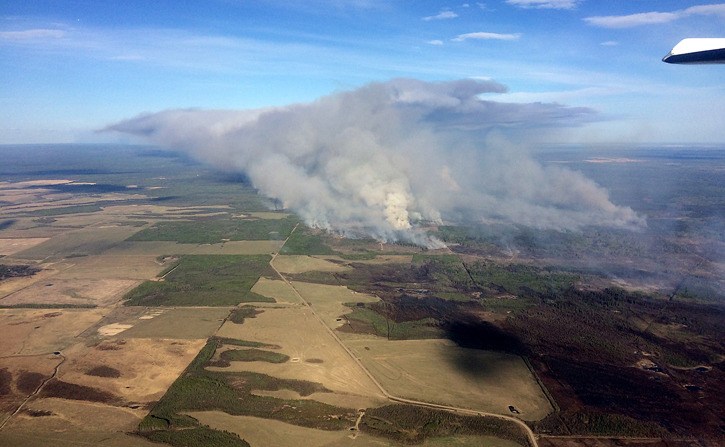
left=585, top=12, right=678, bottom=28
left=684, top=4, right=725, bottom=16
left=600, top=40, right=619, bottom=46
left=0, top=28, right=66, bottom=40
left=452, top=32, right=521, bottom=41
left=427, top=39, right=444, bottom=46
left=506, top=0, right=581, bottom=9
left=423, top=10, right=459, bottom=21
left=585, top=3, right=725, bottom=28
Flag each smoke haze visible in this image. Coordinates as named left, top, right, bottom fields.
left=108, top=78, right=645, bottom=246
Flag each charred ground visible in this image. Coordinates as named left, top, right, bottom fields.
left=288, top=249, right=724, bottom=441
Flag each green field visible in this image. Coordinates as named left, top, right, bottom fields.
left=123, top=255, right=275, bottom=306
left=128, top=216, right=298, bottom=243
left=279, top=226, right=336, bottom=255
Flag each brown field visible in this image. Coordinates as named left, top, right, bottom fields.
left=345, top=338, right=553, bottom=421
left=251, top=389, right=385, bottom=410
left=52, top=254, right=168, bottom=280
left=186, top=412, right=520, bottom=447
left=0, top=278, right=140, bottom=307
left=272, top=255, right=351, bottom=274
left=0, top=356, right=60, bottom=418
left=250, top=277, right=304, bottom=304
left=289, top=281, right=380, bottom=330
left=0, top=430, right=160, bottom=447
left=11, top=226, right=141, bottom=260
left=247, top=211, right=290, bottom=220
left=0, top=266, right=64, bottom=300
left=0, top=398, right=159, bottom=447
left=1, top=193, right=148, bottom=215
left=100, top=203, right=232, bottom=218
left=0, top=239, right=50, bottom=256
left=185, top=411, right=359, bottom=447
left=0, top=309, right=105, bottom=356
left=212, top=305, right=384, bottom=398
left=107, top=240, right=283, bottom=256
left=56, top=338, right=206, bottom=403
left=110, top=307, right=230, bottom=339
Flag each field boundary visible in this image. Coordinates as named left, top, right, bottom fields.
left=271, top=225, right=539, bottom=447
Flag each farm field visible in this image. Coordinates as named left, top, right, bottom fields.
left=213, top=304, right=385, bottom=400
left=107, top=240, right=283, bottom=256
left=1, top=144, right=722, bottom=446
left=346, top=338, right=552, bottom=421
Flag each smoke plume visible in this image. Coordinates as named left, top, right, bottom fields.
left=108, top=78, right=645, bottom=247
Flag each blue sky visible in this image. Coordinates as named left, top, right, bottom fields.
left=1, top=0, right=724, bottom=144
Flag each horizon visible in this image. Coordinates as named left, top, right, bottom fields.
left=2, top=1, right=725, bottom=145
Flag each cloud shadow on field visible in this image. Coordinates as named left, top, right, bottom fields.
left=443, top=318, right=528, bottom=376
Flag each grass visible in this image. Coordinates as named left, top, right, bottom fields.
left=280, top=226, right=336, bottom=255
left=123, top=255, right=275, bottom=306
left=128, top=216, right=298, bottom=244
left=0, top=303, right=97, bottom=309
left=22, top=204, right=104, bottom=216
left=412, top=254, right=476, bottom=291
left=342, top=304, right=443, bottom=340
left=466, top=261, right=577, bottom=298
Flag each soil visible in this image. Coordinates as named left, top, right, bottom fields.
left=86, top=366, right=122, bottom=378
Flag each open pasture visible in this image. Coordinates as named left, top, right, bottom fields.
left=272, top=255, right=351, bottom=274
left=346, top=338, right=553, bottom=421
left=0, top=308, right=105, bottom=356
left=53, top=254, right=167, bottom=280
left=57, top=338, right=206, bottom=403
left=0, top=238, right=50, bottom=256
left=0, top=278, right=140, bottom=307
left=250, top=277, right=303, bottom=305
left=213, top=305, right=383, bottom=399
left=127, top=216, right=297, bottom=243
left=246, top=211, right=290, bottom=219
left=11, top=226, right=141, bottom=260
left=186, top=412, right=522, bottom=447
left=3, top=193, right=147, bottom=216
left=100, top=204, right=233, bottom=218
left=0, top=265, right=64, bottom=300
left=107, top=240, right=283, bottom=256
left=0, top=397, right=159, bottom=447
left=0, top=356, right=60, bottom=418
left=185, top=412, right=361, bottom=447
left=104, top=307, right=230, bottom=339
left=289, top=281, right=379, bottom=330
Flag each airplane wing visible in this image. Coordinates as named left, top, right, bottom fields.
left=663, top=38, right=725, bottom=64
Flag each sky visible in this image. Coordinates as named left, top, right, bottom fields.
left=1, top=0, right=724, bottom=145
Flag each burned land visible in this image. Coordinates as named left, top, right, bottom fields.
left=296, top=252, right=724, bottom=440
left=0, top=264, right=40, bottom=281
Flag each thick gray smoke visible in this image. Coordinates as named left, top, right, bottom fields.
left=108, top=78, right=645, bottom=247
